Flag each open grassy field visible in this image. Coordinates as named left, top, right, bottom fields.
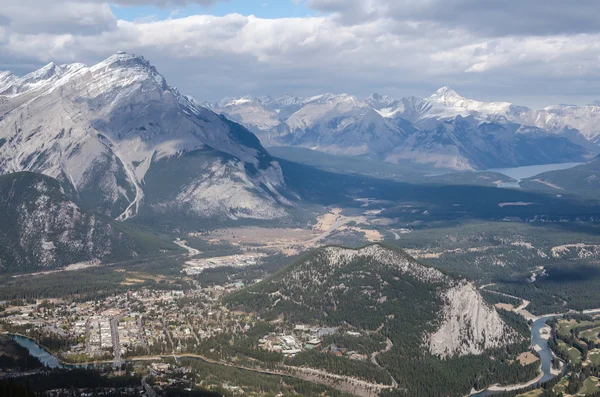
left=557, top=318, right=600, bottom=338
left=552, top=377, right=569, bottom=394
left=581, top=326, right=600, bottom=343
left=516, top=389, right=543, bottom=397
left=586, top=349, right=600, bottom=367
left=557, top=340, right=582, bottom=366
left=578, top=376, right=600, bottom=395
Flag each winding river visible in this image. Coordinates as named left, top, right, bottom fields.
left=471, top=306, right=600, bottom=397
left=471, top=316, right=557, bottom=397
left=10, top=335, right=63, bottom=369
left=10, top=319, right=561, bottom=397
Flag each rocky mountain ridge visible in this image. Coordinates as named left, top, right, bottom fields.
left=209, top=88, right=598, bottom=171
left=0, top=52, right=292, bottom=222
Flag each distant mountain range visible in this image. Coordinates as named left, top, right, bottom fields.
left=207, top=88, right=600, bottom=170
left=0, top=53, right=294, bottom=223
left=1, top=52, right=598, bottom=229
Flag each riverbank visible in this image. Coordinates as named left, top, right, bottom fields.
left=486, top=368, right=544, bottom=392
left=470, top=285, right=600, bottom=397
left=6, top=333, right=391, bottom=397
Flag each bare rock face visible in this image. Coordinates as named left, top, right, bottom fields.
left=428, top=281, right=518, bottom=357
left=0, top=53, right=291, bottom=221
left=173, top=159, right=288, bottom=220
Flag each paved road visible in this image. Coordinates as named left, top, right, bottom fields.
left=370, top=338, right=398, bottom=388
left=142, top=374, right=157, bottom=397
left=110, top=316, right=123, bottom=367
left=161, top=317, right=175, bottom=353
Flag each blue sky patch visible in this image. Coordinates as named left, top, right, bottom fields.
left=110, top=0, right=315, bottom=22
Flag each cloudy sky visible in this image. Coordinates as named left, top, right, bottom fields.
left=1, top=0, right=600, bottom=107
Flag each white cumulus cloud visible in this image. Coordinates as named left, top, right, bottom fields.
left=1, top=0, right=600, bottom=106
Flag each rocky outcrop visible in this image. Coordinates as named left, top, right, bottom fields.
left=428, top=281, right=518, bottom=357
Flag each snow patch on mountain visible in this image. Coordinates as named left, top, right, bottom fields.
left=428, top=86, right=514, bottom=118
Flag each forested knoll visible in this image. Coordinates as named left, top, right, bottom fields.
left=226, top=244, right=537, bottom=396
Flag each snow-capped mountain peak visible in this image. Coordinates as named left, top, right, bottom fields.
left=90, top=51, right=168, bottom=91
left=365, top=93, right=397, bottom=108
left=226, top=97, right=254, bottom=106
left=0, top=71, right=16, bottom=94
left=425, top=86, right=515, bottom=120
left=210, top=88, right=596, bottom=171
left=270, top=94, right=306, bottom=107
left=92, top=51, right=152, bottom=71
left=0, top=61, right=88, bottom=96
left=0, top=53, right=292, bottom=222
left=0, top=71, right=14, bottom=80
left=430, top=86, right=464, bottom=104
left=29, top=62, right=62, bottom=79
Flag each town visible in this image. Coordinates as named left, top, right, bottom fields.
left=0, top=284, right=372, bottom=365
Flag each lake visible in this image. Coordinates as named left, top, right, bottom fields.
left=488, top=162, right=583, bottom=188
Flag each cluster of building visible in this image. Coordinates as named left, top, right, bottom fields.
left=257, top=324, right=363, bottom=360
left=0, top=283, right=254, bottom=363
left=182, top=253, right=264, bottom=275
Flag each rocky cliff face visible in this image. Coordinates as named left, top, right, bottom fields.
left=429, top=281, right=516, bottom=357
left=0, top=53, right=291, bottom=222
left=0, top=172, right=151, bottom=273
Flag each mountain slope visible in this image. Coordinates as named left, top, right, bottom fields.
left=0, top=172, right=175, bottom=273
left=386, top=116, right=589, bottom=170
left=0, top=53, right=291, bottom=222
left=209, top=93, right=410, bottom=156
left=520, top=156, right=600, bottom=199
left=228, top=244, right=518, bottom=357
left=515, top=104, right=600, bottom=142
